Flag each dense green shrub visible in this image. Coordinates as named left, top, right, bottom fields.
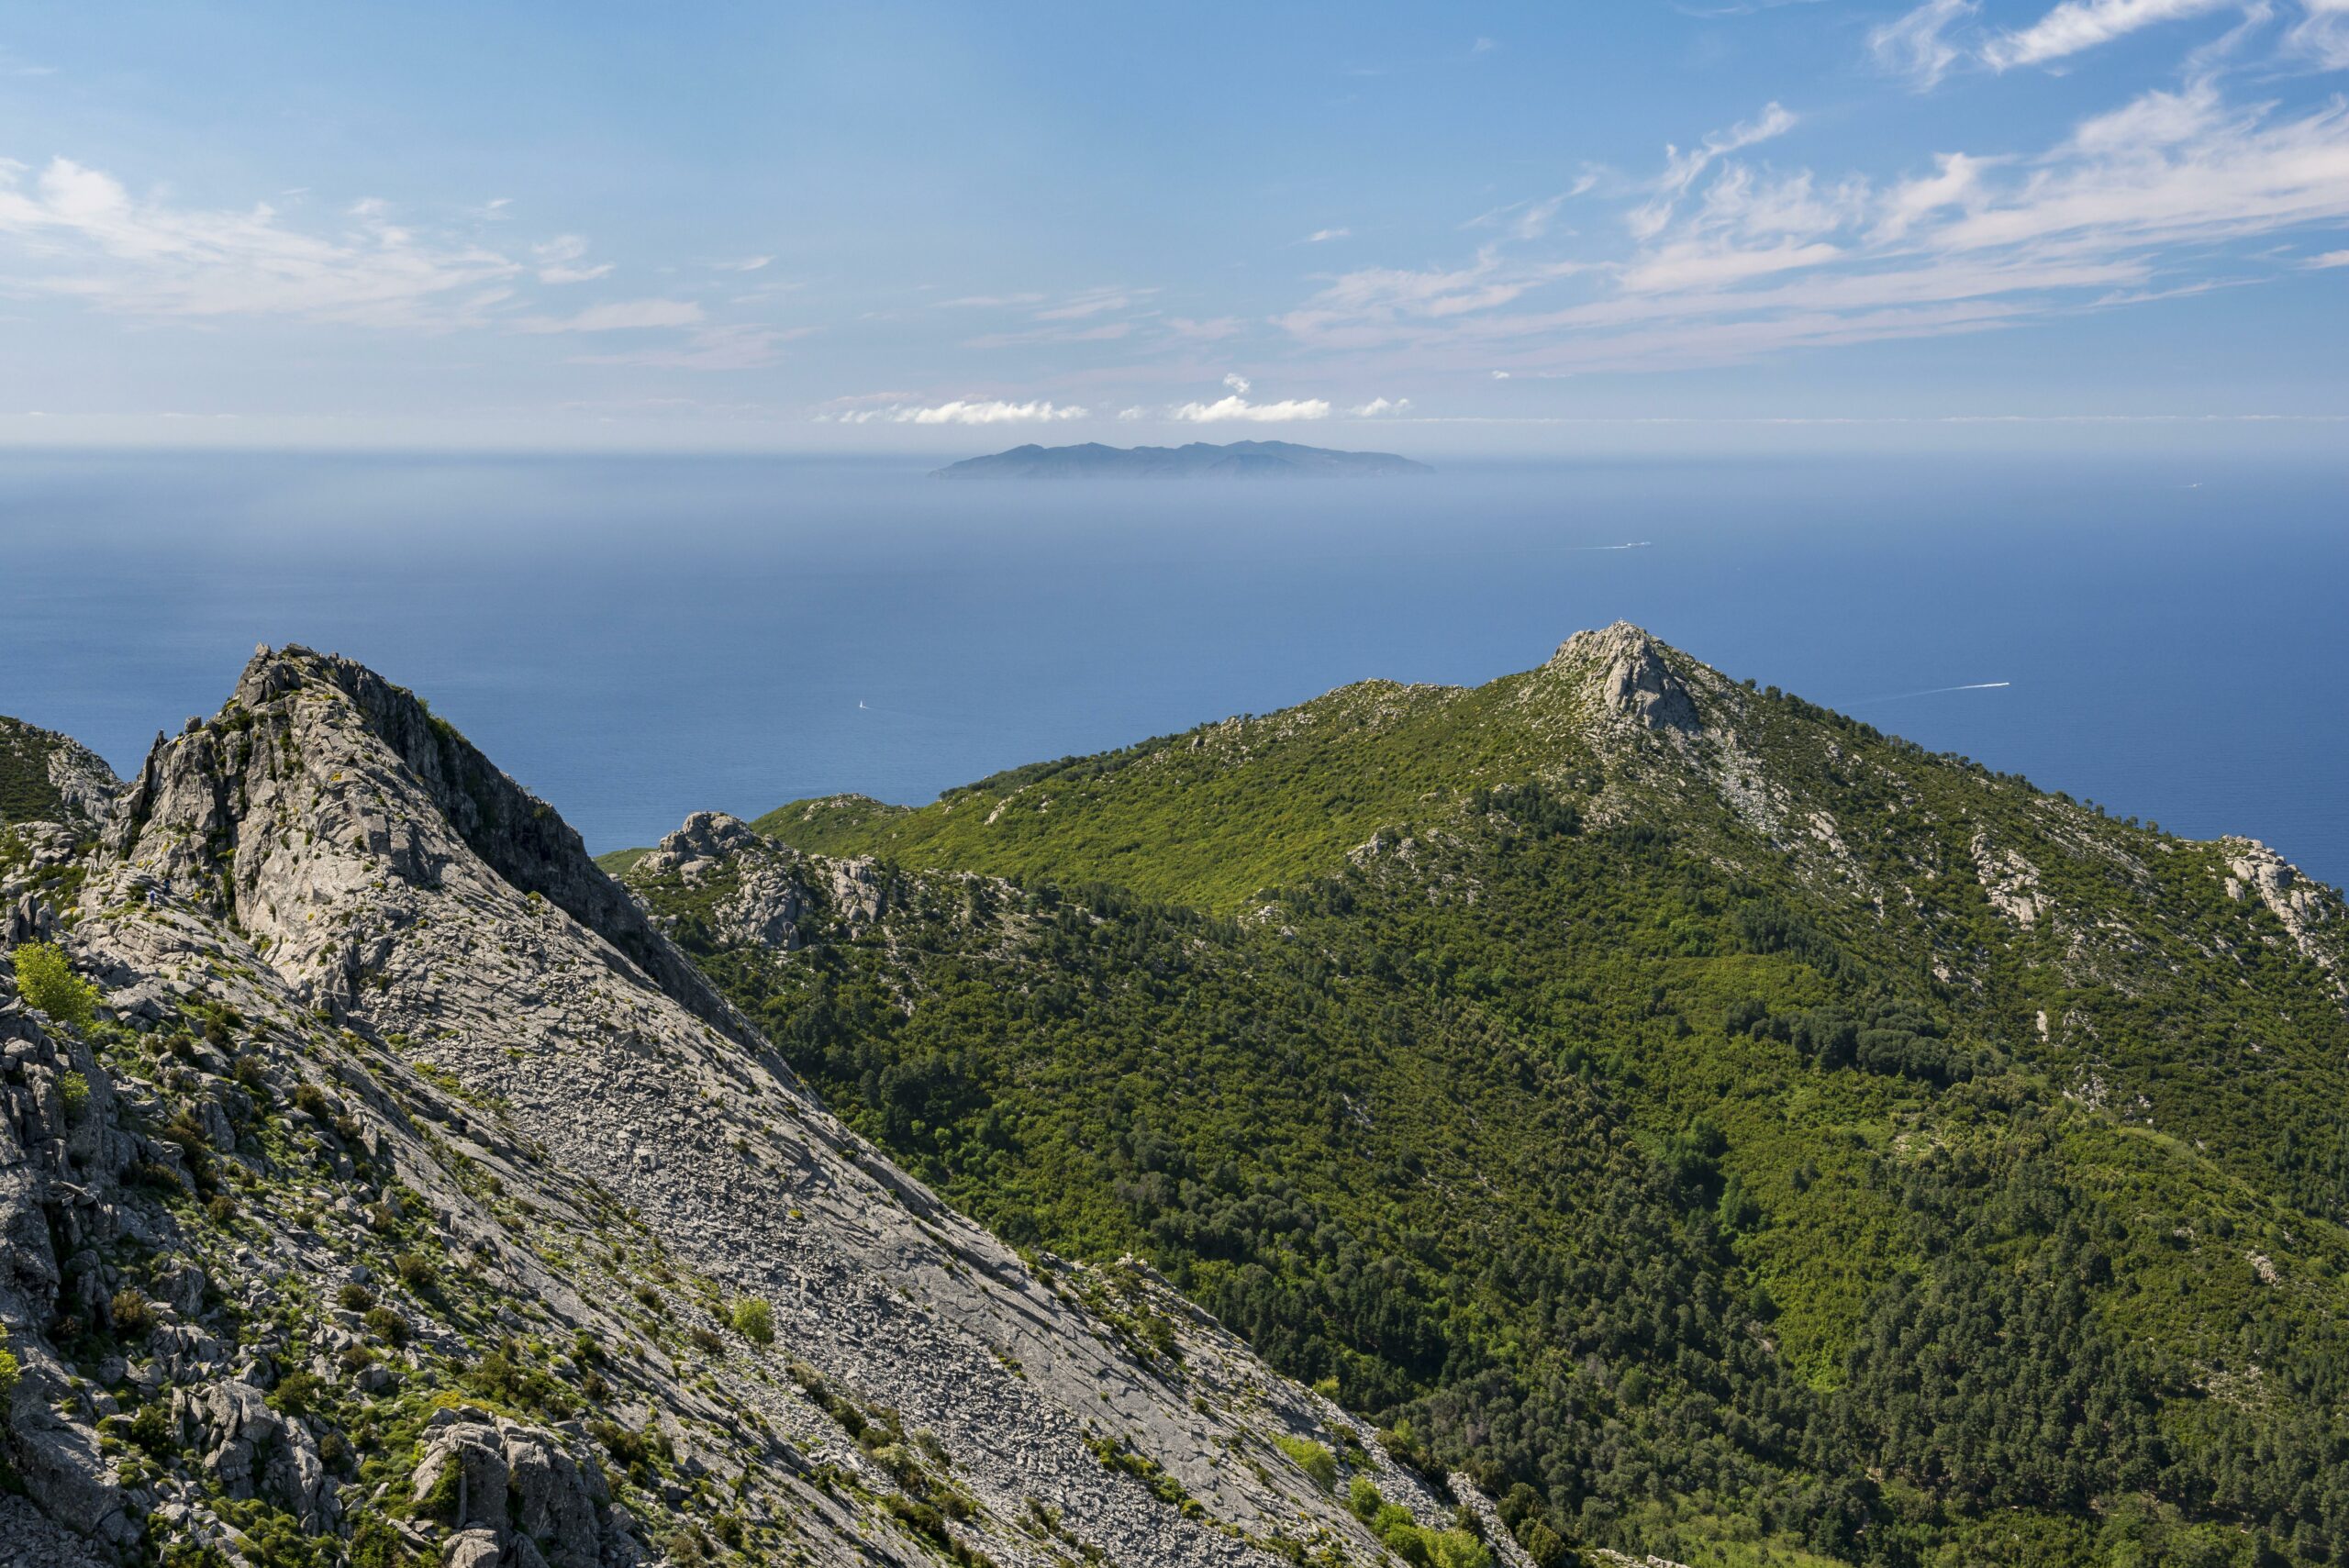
left=729, top=1296, right=774, bottom=1344
left=12, top=941, right=95, bottom=1029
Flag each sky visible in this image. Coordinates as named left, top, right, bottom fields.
left=1, top=0, right=2345, bottom=455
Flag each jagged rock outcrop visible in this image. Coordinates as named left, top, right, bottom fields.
left=1551, top=622, right=1704, bottom=735
left=410, top=1411, right=614, bottom=1568
left=632, top=812, right=818, bottom=950
left=2223, top=836, right=2343, bottom=994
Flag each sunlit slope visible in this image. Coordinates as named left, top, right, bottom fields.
left=646, top=624, right=2349, bottom=1566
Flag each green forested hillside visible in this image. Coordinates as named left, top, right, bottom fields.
left=636, top=625, right=2349, bottom=1568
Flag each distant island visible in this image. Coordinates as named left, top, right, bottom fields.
left=931, top=439, right=1433, bottom=480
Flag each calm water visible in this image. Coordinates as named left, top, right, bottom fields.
left=2, top=450, right=2343, bottom=885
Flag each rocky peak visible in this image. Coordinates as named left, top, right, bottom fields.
left=1548, top=621, right=1704, bottom=735
left=112, top=643, right=749, bottom=1040
left=633, top=810, right=771, bottom=883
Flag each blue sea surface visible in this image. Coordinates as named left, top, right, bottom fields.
left=2, top=449, right=2343, bottom=885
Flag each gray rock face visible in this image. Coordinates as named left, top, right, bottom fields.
left=412, top=1415, right=607, bottom=1568
left=174, top=1379, right=336, bottom=1529
left=2223, top=837, right=2343, bottom=995
left=634, top=812, right=816, bottom=950
left=0, top=1004, right=139, bottom=1552
left=1553, top=622, right=1703, bottom=735
left=110, top=646, right=750, bottom=1044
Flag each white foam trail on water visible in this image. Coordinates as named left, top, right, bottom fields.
left=1854, top=680, right=2011, bottom=705
left=1571, top=540, right=1652, bottom=550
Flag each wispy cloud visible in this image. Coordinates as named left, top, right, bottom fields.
left=1164, top=315, right=1244, bottom=339
left=822, top=398, right=1090, bottom=425
left=1870, top=0, right=1977, bottom=89
left=0, top=156, right=520, bottom=326
left=513, top=297, right=704, bottom=333
left=1874, top=0, right=2307, bottom=83
left=963, top=321, right=1131, bottom=349
left=1630, top=102, right=1798, bottom=240
left=1349, top=396, right=1413, bottom=416
left=1274, top=249, right=1591, bottom=346
left=1033, top=285, right=1152, bottom=320
left=571, top=323, right=807, bottom=370
left=532, top=234, right=612, bottom=284
left=1983, top=0, right=2236, bottom=69
left=1273, top=76, right=2349, bottom=377
left=2290, top=0, right=2349, bottom=64
left=1306, top=227, right=1353, bottom=242
left=1468, top=189, right=1583, bottom=239
left=2309, top=247, right=2349, bottom=265
left=710, top=255, right=772, bottom=272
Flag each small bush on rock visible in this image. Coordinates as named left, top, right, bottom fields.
left=729, top=1296, right=774, bottom=1345
left=110, top=1288, right=156, bottom=1340
left=13, top=942, right=96, bottom=1030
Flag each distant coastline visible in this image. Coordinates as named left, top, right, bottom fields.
left=932, top=439, right=1433, bottom=480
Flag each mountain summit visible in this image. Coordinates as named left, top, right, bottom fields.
left=647, top=625, right=2349, bottom=1567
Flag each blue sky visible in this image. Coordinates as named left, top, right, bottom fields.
left=1, top=0, right=2344, bottom=453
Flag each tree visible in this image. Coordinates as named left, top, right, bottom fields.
left=11, top=941, right=96, bottom=1031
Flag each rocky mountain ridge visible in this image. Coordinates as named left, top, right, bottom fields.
left=1, top=646, right=1488, bottom=1568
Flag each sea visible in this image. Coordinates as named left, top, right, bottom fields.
left=3, top=449, right=2344, bottom=885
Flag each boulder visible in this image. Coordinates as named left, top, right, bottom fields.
left=412, top=1415, right=606, bottom=1568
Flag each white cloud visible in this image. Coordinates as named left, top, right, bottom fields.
left=1874, top=152, right=1986, bottom=239
left=1631, top=102, right=1798, bottom=240
left=0, top=156, right=521, bottom=326
left=2308, top=247, right=2349, bottom=265
left=1983, top=0, right=2234, bottom=68
left=2290, top=0, right=2349, bottom=64
left=513, top=297, right=705, bottom=333
left=1272, top=75, right=2349, bottom=379
left=1349, top=397, right=1413, bottom=416
left=711, top=255, right=773, bottom=272
left=1170, top=395, right=1331, bottom=422
left=1306, top=228, right=1352, bottom=242
left=533, top=234, right=612, bottom=284
left=1117, top=406, right=1148, bottom=419
left=1275, top=248, right=1590, bottom=345
left=1222, top=373, right=1252, bottom=394
left=890, top=399, right=1089, bottom=424
left=1871, top=0, right=1978, bottom=89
